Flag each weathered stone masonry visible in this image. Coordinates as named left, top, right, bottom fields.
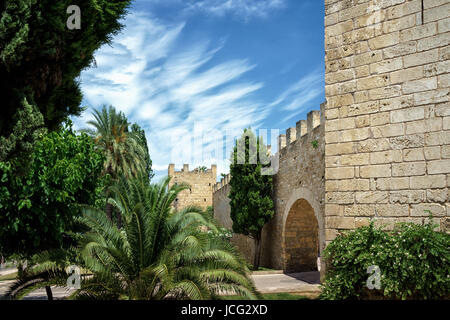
left=168, top=164, right=217, bottom=210
left=213, top=105, right=326, bottom=272
left=175, top=0, right=449, bottom=274
left=324, top=0, right=449, bottom=244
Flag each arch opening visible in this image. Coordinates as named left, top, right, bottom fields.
left=283, top=198, right=319, bottom=273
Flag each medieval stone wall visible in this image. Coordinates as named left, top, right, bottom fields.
left=324, top=0, right=449, bottom=244
left=180, top=0, right=449, bottom=274
left=168, top=164, right=217, bottom=210
left=213, top=105, right=326, bottom=271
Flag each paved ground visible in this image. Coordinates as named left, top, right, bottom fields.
left=0, top=280, right=75, bottom=300
left=0, top=268, right=321, bottom=299
left=0, top=267, right=17, bottom=277
left=0, top=268, right=76, bottom=300
left=251, top=271, right=321, bottom=298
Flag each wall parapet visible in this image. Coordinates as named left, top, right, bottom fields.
left=169, top=163, right=217, bottom=176
left=212, top=102, right=325, bottom=197
left=277, top=103, right=325, bottom=155
left=213, top=173, right=231, bottom=193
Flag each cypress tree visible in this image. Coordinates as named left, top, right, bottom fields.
left=229, top=128, right=274, bottom=270
left=0, top=0, right=133, bottom=161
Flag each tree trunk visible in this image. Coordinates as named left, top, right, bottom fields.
left=17, top=260, right=28, bottom=279
left=106, top=202, right=113, bottom=221
left=117, top=208, right=122, bottom=229
left=45, top=286, right=53, bottom=300
left=253, top=236, right=262, bottom=271
left=105, top=164, right=114, bottom=221
left=17, top=262, right=24, bottom=279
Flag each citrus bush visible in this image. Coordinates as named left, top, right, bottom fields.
left=320, top=219, right=450, bottom=300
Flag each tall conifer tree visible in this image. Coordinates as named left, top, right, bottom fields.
left=229, top=128, right=274, bottom=270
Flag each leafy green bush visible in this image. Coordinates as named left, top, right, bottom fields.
left=320, top=219, right=450, bottom=300
left=0, top=122, right=105, bottom=258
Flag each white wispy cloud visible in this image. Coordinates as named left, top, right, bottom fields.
left=185, top=0, right=286, bottom=20
left=76, top=11, right=271, bottom=181
left=75, top=7, right=323, bottom=182
left=268, top=68, right=324, bottom=123
left=145, top=0, right=286, bottom=20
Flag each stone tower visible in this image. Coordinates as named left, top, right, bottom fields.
left=168, top=164, right=217, bottom=210
left=324, top=0, right=449, bottom=244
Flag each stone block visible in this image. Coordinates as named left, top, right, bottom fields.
left=370, top=150, right=403, bottom=164
left=339, top=179, right=370, bottom=191
left=426, top=188, right=448, bottom=203
left=403, top=77, right=438, bottom=94
left=340, top=127, right=371, bottom=142
left=370, top=112, right=390, bottom=126
left=376, top=177, right=410, bottom=190
left=368, top=32, right=400, bottom=50
left=326, top=216, right=355, bottom=229
left=392, top=162, right=426, bottom=176
left=391, top=190, right=425, bottom=204
left=427, top=159, right=450, bottom=174
left=356, top=191, right=389, bottom=204
left=390, top=134, right=425, bottom=149
left=410, top=175, right=447, bottom=189
left=326, top=192, right=355, bottom=204
left=370, top=57, right=403, bottom=74
left=403, top=148, right=425, bottom=161
left=375, top=204, right=410, bottom=217
left=326, top=142, right=356, bottom=155
left=344, top=204, right=375, bottom=217
left=326, top=167, right=355, bottom=179
left=411, top=203, right=446, bottom=216
left=360, top=164, right=392, bottom=178
left=390, top=106, right=425, bottom=123
left=404, top=49, right=439, bottom=68
left=424, top=146, right=441, bottom=159
left=340, top=153, right=370, bottom=166
left=371, top=123, right=404, bottom=138
left=325, top=204, right=341, bottom=216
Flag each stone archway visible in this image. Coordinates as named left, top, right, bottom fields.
left=281, top=187, right=323, bottom=273
left=283, top=199, right=319, bottom=272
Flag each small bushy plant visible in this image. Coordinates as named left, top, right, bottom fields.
left=320, top=218, right=450, bottom=300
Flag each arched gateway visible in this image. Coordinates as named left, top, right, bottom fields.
left=284, top=199, right=319, bottom=272
left=282, top=188, right=323, bottom=273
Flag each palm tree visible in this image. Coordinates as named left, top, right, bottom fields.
left=85, top=105, right=146, bottom=179
left=84, top=105, right=147, bottom=222
left=5, top=176, right=260, bottom=300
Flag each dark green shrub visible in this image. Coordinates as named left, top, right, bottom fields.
left=320, top=219, right=450, bottom=300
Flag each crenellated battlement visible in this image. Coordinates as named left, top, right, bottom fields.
left=168, top=163, right=217, bottom=176
left=212, top=103, right=326, bottom=197
left=277, top=103, right=325, bottom=154
left=213, top=173, right=231, bottom=193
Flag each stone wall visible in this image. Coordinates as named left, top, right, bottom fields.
left=168, top=164, right=217, bottom=210
left=324, top=0, right=450, bottom=245
left=197, top=0, right=450, bottom=274
left=213, top=105, right=326, bottom=271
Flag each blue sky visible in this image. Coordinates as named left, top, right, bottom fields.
left=73, top=0, right=325, bottom=181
